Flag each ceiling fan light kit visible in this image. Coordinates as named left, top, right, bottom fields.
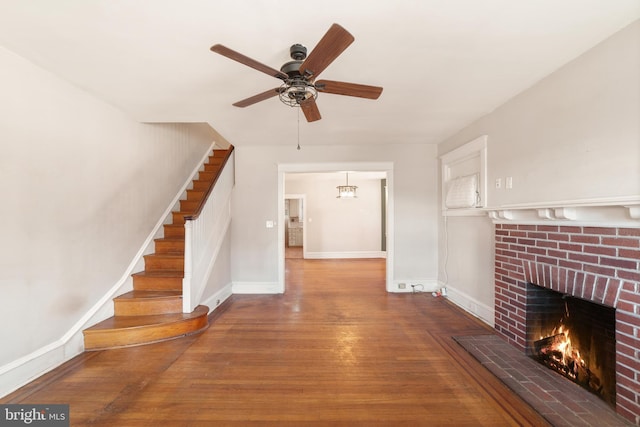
left=210, top=23, right=383, bottom=123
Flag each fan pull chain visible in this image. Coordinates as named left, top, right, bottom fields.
left=297, top=107, right=301, bottom=150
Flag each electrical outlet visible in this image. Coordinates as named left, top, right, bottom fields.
left=495, top=178, right=502, bottom=189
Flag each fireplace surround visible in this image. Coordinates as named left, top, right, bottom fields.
left=493, top=223, right=640, bottom=424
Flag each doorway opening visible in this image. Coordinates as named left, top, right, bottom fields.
left=278, top=163, right=394, bottom=293
left=285, top=195, right=305, bottom=259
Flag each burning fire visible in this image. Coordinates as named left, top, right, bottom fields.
left=531, top=298, right=613, bottom=404
left=538, top=326, right=586, bottom=380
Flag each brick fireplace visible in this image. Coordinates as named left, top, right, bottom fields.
left=493, top=223, right=640, bottom=424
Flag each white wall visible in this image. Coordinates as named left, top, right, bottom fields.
left=0, top=47, right=215, bottom=387
left=231, top=144, right=439, bottom=293
left=285, top=174, right=383, bottom=257
left=437, top=20, right=640, bottom=324
left=200, top=228, right=233, bottom=310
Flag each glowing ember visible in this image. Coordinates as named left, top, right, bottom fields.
left=534, top=325, right=602, bottom=396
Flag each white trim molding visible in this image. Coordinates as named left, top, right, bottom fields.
left=443, top=284, right=495, bottom=327
left=487, top=196, right=640, bottom=227
left=201, top=282, right=233, bottom=313
left=304, top=251, right=386, bottom=259
left=232, top=281, right=282, bottom=294
left=440, top=135, right=488, bottom=215
left=391, top=279, right=439, bottom=293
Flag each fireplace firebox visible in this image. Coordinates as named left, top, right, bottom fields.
left=526, top=283, right=616, bottom=406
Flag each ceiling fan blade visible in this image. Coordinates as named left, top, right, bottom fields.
left=232, top=88, right=281, bottom=108
left=211, top=44, right=288, bottom=80
left=298, top=23, right=354, bottom=79
left=300, top=98, right=322, bottom=122
left=315, top=80, right=383, bottom=99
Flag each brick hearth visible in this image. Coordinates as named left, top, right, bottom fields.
left=493, top=224, right=640, bottom=424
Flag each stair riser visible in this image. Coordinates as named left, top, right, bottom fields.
left=132, top=275, right=182, bottom=291
left=186, top=190, right=205, bottom=201
left=155, top=239, right=184, bottom=253
left=197, top=171, right=216, bottom=181
left=83, top=315, right=208, bottom=351
left=164, top=225, right=185, bottom=239
left=144, top=256, right=184, bottom=271
left=179, top=200, right=199, bottom=212
left=192, top=180, right=210, bottom=191
left=171, top=212, right=187, bottom=225
left=203, top=163, right=222, bottom=172
left=114, top=298, right=183, bottom=316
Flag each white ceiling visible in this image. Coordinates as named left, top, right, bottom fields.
left=1, top=1, right=638, bottom=148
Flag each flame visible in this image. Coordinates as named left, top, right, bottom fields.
left=541, top=326, right=586, bottom=379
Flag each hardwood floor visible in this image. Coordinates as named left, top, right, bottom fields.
left=1, top=258, right=549, bottom=426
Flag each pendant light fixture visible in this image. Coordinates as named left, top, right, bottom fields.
left=336, top=172, right=357, bottom=199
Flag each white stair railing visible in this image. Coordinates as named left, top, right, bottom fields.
left=182, top=149, right=234, bottom=313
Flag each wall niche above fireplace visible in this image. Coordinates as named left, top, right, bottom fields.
left=526, top=283, right=616, bottom=406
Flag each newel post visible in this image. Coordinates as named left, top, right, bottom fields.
left=182, top=220, right=193, bottom=313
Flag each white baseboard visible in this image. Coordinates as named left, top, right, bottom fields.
left=390, top=279, right=440, bottom=293
left=0, top=342, right=69, bottom=398
left=304, top=251, right=386, bottom=259
left=443, top=284, right=495, bottom=327
left=232, top=282, right=283, bottom=294
left=202, top=283, right=233, bottom=312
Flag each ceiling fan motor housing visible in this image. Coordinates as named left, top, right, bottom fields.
left=281, top=44, right=308, bottom=79
left=289, top=44, right=307, bottom=60
left=280, top=60, right=304, bottom=78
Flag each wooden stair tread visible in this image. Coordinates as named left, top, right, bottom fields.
left=113, top=290, right=183, bottom=317
left=115, top=290, right=182, bottom=300
left=151, top=251, right=183, bottom=256
left=83, top=305, right=209, bottom=350
left=155, top=236, right=185, bottom=244
left=132, top=271, right=184, bottom=278
left=145, top=253, right=183, bottom=259
left=84, top=305, right=208, bottom=331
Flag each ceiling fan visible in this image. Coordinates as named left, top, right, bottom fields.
left=210, top=23, right=383, bottom=122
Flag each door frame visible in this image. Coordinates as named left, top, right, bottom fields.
left=277, top=162, right=394, bottom=293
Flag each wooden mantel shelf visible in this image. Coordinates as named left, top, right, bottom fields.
left=485, top=196, right=640, bottom=227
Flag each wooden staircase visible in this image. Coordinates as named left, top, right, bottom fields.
left=83, top=147, right=232, bottom=350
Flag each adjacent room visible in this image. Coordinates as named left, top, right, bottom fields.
left=1, top=1, right=638, bottom=425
